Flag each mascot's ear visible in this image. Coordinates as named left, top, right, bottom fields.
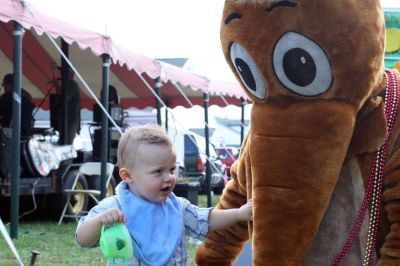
left=347, top=81, right=387, bottom=158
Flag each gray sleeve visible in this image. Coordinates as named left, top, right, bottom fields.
left=178, top=197, right=213, bottom=240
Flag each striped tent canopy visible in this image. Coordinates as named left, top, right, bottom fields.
left=0, top=0, right=247, bottom=111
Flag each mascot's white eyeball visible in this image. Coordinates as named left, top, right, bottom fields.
left=230, top=42, right=267, bottom=100
left=273, top=32, right=333, bottom=96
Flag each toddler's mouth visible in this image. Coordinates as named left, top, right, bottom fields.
left=160, top=186, right=170, bottom=192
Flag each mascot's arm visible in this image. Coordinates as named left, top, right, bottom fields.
left=378, top=70, right=400, bottom=265
left=194, top=135, right=251, bottom=266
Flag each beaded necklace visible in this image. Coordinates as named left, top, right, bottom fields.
left=332, top=69, right=400, bottom=266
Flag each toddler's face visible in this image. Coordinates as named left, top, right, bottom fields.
left=126, top=143, right=177, bottom=203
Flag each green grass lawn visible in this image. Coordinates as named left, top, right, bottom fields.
left=0, top=194, right=221, bottom=266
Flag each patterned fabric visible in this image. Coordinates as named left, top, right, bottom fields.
left=77, top=195, right=212, bottom=266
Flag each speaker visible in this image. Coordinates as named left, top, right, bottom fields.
left=0, top=128, right=12, bottom=179
left=93, top=103, right=123, bottom=126
left=92, top=128, right=119, bottom=164
left=92, top=129, right=109, bottom=161
left=50, top=94, right=61, bottom=131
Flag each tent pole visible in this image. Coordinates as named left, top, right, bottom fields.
left=165, top=102, right=169, bottom=133
left=155, top=77, right=162, bottom=126
left=203, top=93, right=212, bottom=207
left=100, top=54, right=110, bottom=200
left=10, top=22, right=23, bottom=239
left=241, top=97, right=246, bottom=145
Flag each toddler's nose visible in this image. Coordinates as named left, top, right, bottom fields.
left=163, top=173, right=171, bottom=181
left=163, top=173, right=175, bottom=182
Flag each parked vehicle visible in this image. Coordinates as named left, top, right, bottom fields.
left=184, top=132, right=226, bottom=194
left=216, top=146, right=239, bottom=178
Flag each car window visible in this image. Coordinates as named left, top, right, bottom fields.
left=184, top=135, right=198, bottom=155
left=218, top=149, right=229, bottom=159
left=184, top=134, right=218, bottom=158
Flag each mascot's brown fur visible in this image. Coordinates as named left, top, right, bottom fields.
left=195, top=0, right=400, bottom=265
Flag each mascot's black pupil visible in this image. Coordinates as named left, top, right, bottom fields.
left=235, top=58, right=256, bottom=92
left=283, top=48, right=316, bottom=87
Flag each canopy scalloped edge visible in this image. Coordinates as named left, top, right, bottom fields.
left=0, top=0, right=247, bottom=101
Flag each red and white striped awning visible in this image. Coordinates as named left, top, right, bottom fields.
left=0, top=0, right=246, bottom=110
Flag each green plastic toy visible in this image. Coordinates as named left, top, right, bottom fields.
left=100, top=223, right=133, bottom=266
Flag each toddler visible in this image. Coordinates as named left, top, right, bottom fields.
left=76, top=124, right=252, bottom=265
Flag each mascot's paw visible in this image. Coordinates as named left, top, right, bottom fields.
left=194, top=243, right=233, bottom=266
left=195, top=232, right=247, bottom=266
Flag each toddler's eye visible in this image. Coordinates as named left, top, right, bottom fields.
left=170, top=168, right=176, bottom=175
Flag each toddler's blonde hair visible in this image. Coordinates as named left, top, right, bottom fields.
left=117, top=124, right=173, bottom=170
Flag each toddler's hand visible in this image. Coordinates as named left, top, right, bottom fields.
left=98, top=208, right=125, bottom=226
left=237, top=199, right=253, bottom=221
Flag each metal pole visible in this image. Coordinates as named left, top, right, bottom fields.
left=155, top=77, right=162, bottom=126
left=60, top=40, right=69, bottom=145
left=10, top=22, right=23, bottom=239
left=203, top=93, right=212, bottom=207
left=165, top=103, right=169, bottom=133
left=241, top=97, right=246, bottom=145
left=100, top=54, right=110, bottom=200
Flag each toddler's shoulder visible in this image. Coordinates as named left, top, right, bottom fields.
left=93, top=195, right=120, bottom=211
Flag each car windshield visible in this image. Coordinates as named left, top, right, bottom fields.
left=184, top=133, right=217, bottom=158
left=218, top=149, right=229, bottom=159
left=218, top=147, right=238, bottom=159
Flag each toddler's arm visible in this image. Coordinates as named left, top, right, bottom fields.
left=76, top=208, right=125, bottom=247
left=208, top=199, right=252, bottom=232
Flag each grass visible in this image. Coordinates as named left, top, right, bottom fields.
left=0, top=194, right=221, bottom=266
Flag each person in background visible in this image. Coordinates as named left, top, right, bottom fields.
left=65, top=68, right=80, bottom=144
left=52, top=68, right=81, bottom=144
left=100, top=85, right=119, bottom=105
left=98, top=84, right=122, bottom=126
left=0, top=73, right=34, bottom=137
left=76, top=124, right=253, bottom=265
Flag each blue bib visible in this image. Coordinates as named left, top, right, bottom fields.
left=115, top=181, right=183, bottom=266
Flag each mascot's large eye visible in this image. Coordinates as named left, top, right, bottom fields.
left=230, top=42, right=266, bottom=100
left=273, top=32, right=332, bottom=96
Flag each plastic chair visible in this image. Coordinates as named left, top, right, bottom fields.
left=58, top=162, right=114, bottom=224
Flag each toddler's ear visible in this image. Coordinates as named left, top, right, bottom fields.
left=119, top=168, right=131, bottom=181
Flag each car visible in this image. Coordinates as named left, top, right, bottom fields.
left=184, top=132, right=226, bottom=194
left=216, top=147, right=239, bottom=178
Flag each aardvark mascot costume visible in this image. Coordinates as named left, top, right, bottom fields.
left=195, top=0, right=400, bottom=265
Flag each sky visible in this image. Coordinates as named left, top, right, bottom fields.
left=28, top=0, right=235, bottom=82
left=27, top=0, right=400, bottom=84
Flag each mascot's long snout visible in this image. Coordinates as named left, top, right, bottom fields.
left=250, top=100, right=356, bottom=264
